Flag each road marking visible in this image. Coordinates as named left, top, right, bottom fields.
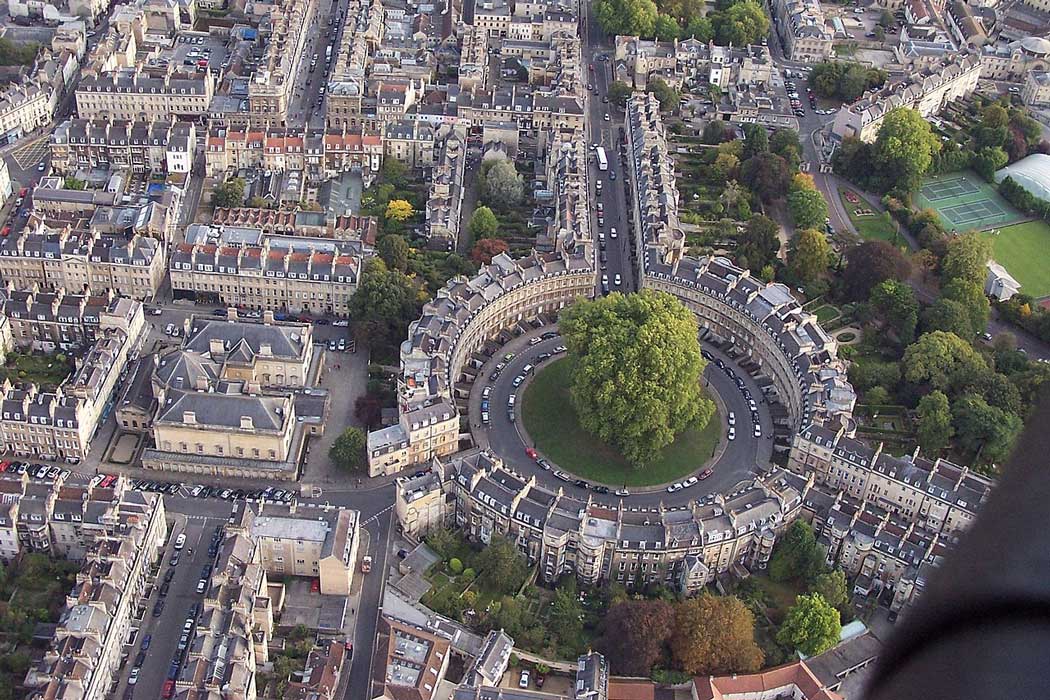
left=361, top=504, right=393, bottom=527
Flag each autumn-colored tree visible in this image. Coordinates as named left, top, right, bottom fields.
left=670, top=594, right=763, bottom=676
left=385, top=199, right=414, bottom=222
left=597, top=599, right=674, bottom=676
left=471, top=238, right=509, bottom=264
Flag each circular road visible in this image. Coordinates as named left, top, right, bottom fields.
left=468, top=324, right=774, bottom=508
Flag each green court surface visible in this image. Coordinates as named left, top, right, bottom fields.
left=980, top=220, right=1050, bottom=299
left=915, top=171, right=1025, bottom=231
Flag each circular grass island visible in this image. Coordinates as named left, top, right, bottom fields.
left=521, top=358, right=721, bottom=487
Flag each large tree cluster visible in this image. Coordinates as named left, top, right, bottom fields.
left=559, top=291, right=715, bottom=467
left=833, top=108, right=942, bottom=195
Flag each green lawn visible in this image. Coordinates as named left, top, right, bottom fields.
left=980, top=220, right=1050, bottom=299
left=811, top=304, right=840, bottom=324
left=839, top=189, right=910, bottom=249
left=521, top=358, right=720, bottom=487
left=0, top=352, right=72, bottom=387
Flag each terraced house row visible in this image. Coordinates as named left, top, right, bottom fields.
left=626, top=93, right=856, bottom=435
left=10, top=475, right=167, bottom=700
left=170, top=225, right=363, bottom=316
left=367, top=251, right=593, bottom=476
left=0, top=294, right=145, bottom=463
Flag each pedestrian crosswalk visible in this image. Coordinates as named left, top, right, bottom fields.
left=361, top=504, right=393, bottom=527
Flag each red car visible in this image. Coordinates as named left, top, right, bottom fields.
left=162, top=680, right=175, bottom=699
left=698, top=469, right=714, bottom=480
left=310, top=578, right=320, bottom=593
left=525, top=447, right=538, bottom=460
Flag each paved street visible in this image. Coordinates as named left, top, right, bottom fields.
left=472, top=324, right=775, bottom=507
left=583, top=2, right=636, bottom=294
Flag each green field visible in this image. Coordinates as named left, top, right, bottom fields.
left=839, top=189, right=909, bottom=248
left=980, top=220, right=1050, bottom=299
left=521, top=358, right=720, bottom=487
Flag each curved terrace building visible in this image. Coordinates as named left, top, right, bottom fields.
left=626, top=93, right=856, bottom=434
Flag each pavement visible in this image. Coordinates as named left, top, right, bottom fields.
left=470, top=324, right=775, bottom=507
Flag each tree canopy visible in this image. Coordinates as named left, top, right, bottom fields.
left=559, top=291, right=715, bottom=467
left=348, top=258, right=420, bottom=356
left=788, top=229, right=832, bottom=287
left=741, top=152, right=791, bottom=201
left=951, top=394, right=1022, bottom=463
left=594, top=0, right=658, bottom=36
left=712, top=1, right=769, bottom=47
left=471, top=238, right=509, bottom=264
left=768, top=520, right=826, bottom=585
left=377, top=234, right=410, bottom=272
left=842, top=240, right=912, bottom=301
left=670, top=594, right=764, bottom=676
left=872, top=108, right=942, bottom=194
left=776, top=593, right=841, bottom=656
left=787, top=187, right=829, bottom=231
left=735, top=214, right=780, bottom=273
left=476, top=537, right=528, bottom=595
left=941, top=233, right=993, bottom=287
left=213, top=178, right=246, bottom=208
left=329, top=427, right=367, bottom=471
left=480, top=158, right=525, bottom=209
left=598, top=599, right=674, bottom=676
left=903, top=331, right=988, bottom=392
left=607, top=81, right=633, bottom=106
left=808, top=61, right=887, bottom=102
left=915, top=390, right=954, bottom=454
left=468, top=205, right=500, bottom=240
left=810, top=570, right=849, bottom=611
left=385, top=199, right=414, bottom=222
left=870, top=279, right=919, bottom=346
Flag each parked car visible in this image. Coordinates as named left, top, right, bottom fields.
left=519, top=670, right=531, bottom=688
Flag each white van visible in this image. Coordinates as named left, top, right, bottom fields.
left=174, top=533, right=187, bottom=550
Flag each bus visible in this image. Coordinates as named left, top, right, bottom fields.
left=595, top=146, right=608, bottom=171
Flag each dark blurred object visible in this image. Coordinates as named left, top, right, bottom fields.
left=864, top=384, right=1050, bottom=700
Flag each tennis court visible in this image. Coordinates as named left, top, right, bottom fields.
left=915, top=171, right=1025, bottom=231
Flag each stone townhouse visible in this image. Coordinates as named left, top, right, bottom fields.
left=368, top=250, right=593, bottom=476
left=772, top=0, right=835, bottom=63
left=832, top=53, right=981, bottom=143
left=175, top=529, right=273, bottom=700
left=248, top=502, right=360, bottom=595
left=384, top=119, right=437, bottom=168
left=0, top=287, right=144, bottom=353
left=397, top=450, right=800, bottom=590
left=788, top=418, right=992, bottom=537
left=169, top=226, right=363, bottom=316
left=0, top=83, right=54, bottom=140
left=371, top=616, right=452, bottom=700
left=75, top=69, right=214, bottom=120
left=204, top=125, right=383, bottom=184
left=0, top=226, right=165, bottom=301
left=424, top=129, right=467, bottom=250
left=49, top=116, right=197, bottom=175
left=245, top=0, right=316, bottom=122
left=22, top=485, right=166, bottom=700
left=0, top=329, right=135, bottom=463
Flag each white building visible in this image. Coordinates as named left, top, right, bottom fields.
left=985, top=260, right=1021, bottom=301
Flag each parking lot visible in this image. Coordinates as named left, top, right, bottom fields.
left=117, top=513, right=230, bottom=700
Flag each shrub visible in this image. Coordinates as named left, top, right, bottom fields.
left=448, top=557, right=464, bottom=574
left=462, top=568, right=476, bottom=580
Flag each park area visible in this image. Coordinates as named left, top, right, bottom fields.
left=979, top=220, right=1050, bottom=299
left=521, top=358, right=720, bottom=487
left=914, top=171, right=1025, bottom=231
left=0, top=352, right=72, bottom=388
left=421, top=531, right=599, bottom=660
left=839, top=189, right=908, bottom=248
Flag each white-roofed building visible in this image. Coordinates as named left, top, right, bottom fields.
left=994, top=153, right=1050, bottom=201
left=985, top=260, right=1021, bottom=301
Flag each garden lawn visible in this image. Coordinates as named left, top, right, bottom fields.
left=811, top=304, right=840, bottom=325
left=522, top=358, right=720, bottom=487
left=980, top=220, right=1050, bottom=299
left=0, top=352, right=72, bottom=387
left=838, top=189, right=910, bottom=249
